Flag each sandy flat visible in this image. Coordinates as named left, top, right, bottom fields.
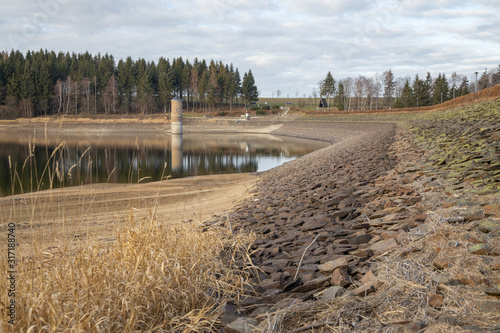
left=0, top=172, right=257, bottom=251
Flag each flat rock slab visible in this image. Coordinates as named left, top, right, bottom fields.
left=370, top=238, right=398, bottom=256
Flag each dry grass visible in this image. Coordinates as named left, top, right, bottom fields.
left=0, top=209, right=255, bottom=332
left=18, top=115, right=171, bottom=125
left=299, top=112, right=419, bottom=123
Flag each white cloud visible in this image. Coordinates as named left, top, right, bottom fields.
left=0, top=0, right=498, bottom=97
left=285, top=0, right=372, bottom=17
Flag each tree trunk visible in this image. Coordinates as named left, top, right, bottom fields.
left=66, top=80, right=71, bottom=115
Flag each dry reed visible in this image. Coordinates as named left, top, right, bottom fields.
left=0, top=211, right=255, bottom=332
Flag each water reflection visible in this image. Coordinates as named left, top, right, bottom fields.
left=0, top=133, right=324, bottom=197
left=171, top=134, right=183, bottom=173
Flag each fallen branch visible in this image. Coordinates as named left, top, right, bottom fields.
left=294, top=232, right=322, bottom=280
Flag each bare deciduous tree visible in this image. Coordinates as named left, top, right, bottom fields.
left=104, top=75, right=118, bottom=114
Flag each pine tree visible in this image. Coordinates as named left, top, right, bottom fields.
left=20, top=62, right=34, bottom=117
left=241, top=70, right=258, bottom=105
left=198, top=70, right=210, bottom=114
left=493, top=65, right=500, bottom=86
left=35, top=60, right=52, bottom=115
left=194, top=59, right=208, bottom=110
left=117, top=57, right=134, bottom=113
left=216, top=61, right=227, bottom=110
left=399, top=78, right=413, bottom=108
left=433, top=73, right=449, bottom=105
left=208, top=60, right=219, bottom=111
left=183, top=59, right=192, bottom=110
left=148, top=60, right=158, bottom=98
left=172, top=57, right=185, bottom=98
left=321, top=71, right=336, bottom=109
left=157, top=57, right=173, bottom=113
left=422, top=72, right=433, bottom=106
left=0, top=57, right=5, bottom=104
left=189, top=61, right=199, bottom=110
left=97, top=54, right=116, bottom=101
left=7, top=73, right=20, bottom=101
left=0, top=50, right=249, bottom=117
left=334, top=82, right=346, bottom=111
left=478, top=69, right=492, bottom=90
left=20, top=62, right=34, bottom=101
left=412, top=74, right=426, bottom=107
left=383, top=69, right=395, bottom=108
left=233, top=68, right=241, bottom=105
left=458, top=77, right=469, bottom=96
left=135, top=59, right=152, bottom=114
left=225, top=63, right=240, bottom=111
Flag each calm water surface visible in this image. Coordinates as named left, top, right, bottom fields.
left=0, top=132, right=324, bottom=196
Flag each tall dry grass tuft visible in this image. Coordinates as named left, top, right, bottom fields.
left=1, top=214, right=254, bottom=332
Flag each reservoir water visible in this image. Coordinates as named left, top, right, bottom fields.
left=0, top=132, right=324, bottom=197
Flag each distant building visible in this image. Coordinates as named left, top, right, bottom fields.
left=318, top=98, right=328, bottom=108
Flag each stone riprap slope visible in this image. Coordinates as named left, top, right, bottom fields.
left=211, top=102, right=500, bottom=332
left=410, top=100, right=500, bottom=194
left=213, top=122, right=432, bottom=330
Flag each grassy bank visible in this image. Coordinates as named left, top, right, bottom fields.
left=0, top=128, right=257, bottom=332
left=299, top=111, right=420, bottom=123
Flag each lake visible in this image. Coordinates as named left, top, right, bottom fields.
left=0, top=132, right=324, bottom=197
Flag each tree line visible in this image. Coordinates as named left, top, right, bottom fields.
left=0, top=49, right=259, bottom=118
left=318, top=66, right=500, bottom=111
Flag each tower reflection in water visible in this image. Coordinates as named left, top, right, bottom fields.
left=171, top=134, right=183, bottom=174
left=0, top=130, right=323, bottom=196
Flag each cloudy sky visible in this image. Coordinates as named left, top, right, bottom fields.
left=1, top=0, right=499, bottom=97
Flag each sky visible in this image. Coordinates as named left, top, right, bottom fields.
left=1, top=0, right=499, bottom=97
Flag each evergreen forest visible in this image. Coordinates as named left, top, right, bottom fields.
left=0, top=49, right=259, bottom=118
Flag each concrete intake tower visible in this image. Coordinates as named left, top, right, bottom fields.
left=171, top=97, right=183, bottom=135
